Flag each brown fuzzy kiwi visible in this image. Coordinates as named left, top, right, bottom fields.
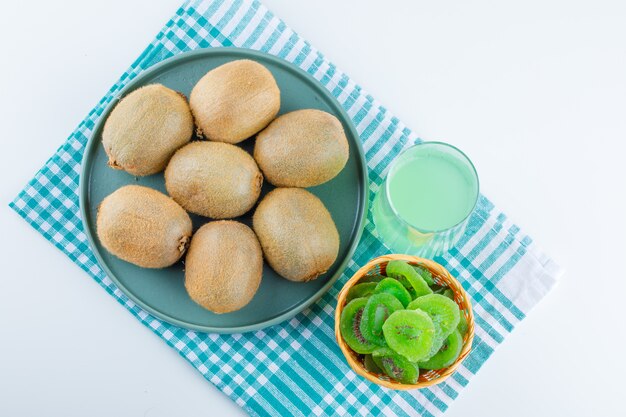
left=102, top=84, right=194, bottom=176
left=252, top=188, right=340, bottom=282
left=185, top=221, right=263, bottom=314
left=96, top=185, right=192, bottom=268
left=189, top=59, right=280, bottom=144
left=254, top=109, right=349, bottom=187
left=164, top=141, right=263, bottom=219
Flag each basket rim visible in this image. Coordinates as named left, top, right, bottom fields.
left=334, top=254, right=475, bottom=390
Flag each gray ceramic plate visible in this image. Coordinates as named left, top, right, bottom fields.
left=80, top=48, right=368, bottom=333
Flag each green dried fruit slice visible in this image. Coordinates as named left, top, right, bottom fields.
left=408, top=294, right=461, bottom=359
left=457, top=312, right=469, bottom=336
left=374, top=278, right=412, bottom=307
left=340, top=298, right=377, bottom=354
left=430, top=284, right=446, bottom=294
left=371, top=352, right=384, bottom=370
left=442, top=289, right=455, bottom=300
left=419, top=330, right=463, bottom=370
left=382, top=309, right=435, bottom=362
left=372, top=348, right=420, bottom=385
left=402, top=282, right=419, bottom=300
left=359, top=274, right=386, bottom=284
left=386, top=260, right=433, bottom=299
left=363, top=354, right=383, bottom=374
left=346, top=282, right=377, bottom=302
left=430, top=285, right=454, bottom=300
left=361, top=293, right=403, bottom=346
left=413, top=265, right=434, bottom=286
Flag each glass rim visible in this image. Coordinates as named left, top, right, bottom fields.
left=384, top=141, right=480, bottom=234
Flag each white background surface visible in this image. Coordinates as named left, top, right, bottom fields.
left=1, top=1, right=625, bottom=416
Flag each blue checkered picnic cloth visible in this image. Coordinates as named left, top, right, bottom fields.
left=9, top=1, right=562, bottom=415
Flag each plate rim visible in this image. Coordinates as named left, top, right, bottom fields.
left=79, top=47, right=368, bottom=334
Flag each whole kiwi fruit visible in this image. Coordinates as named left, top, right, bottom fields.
left=253, top=188, right=340, bottom=282
left=165, top=141, right=263, bottom=219
left=185, top=221, right=263, bottom=314
left=102, top=84, right=194, bottom=176
left=190, top=59, right=280, bottom=144
left=254, top=109, right=349, bottom=187
left=96, top=185, right=192, bottom=268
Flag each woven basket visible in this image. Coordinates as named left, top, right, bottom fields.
left=334, top=254, right=475, bottom=390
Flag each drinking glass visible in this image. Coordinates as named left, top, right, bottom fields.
left=372, top=142, right=479, bottom=257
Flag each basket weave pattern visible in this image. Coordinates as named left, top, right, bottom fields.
left=334, top=254, right=475, bottom=390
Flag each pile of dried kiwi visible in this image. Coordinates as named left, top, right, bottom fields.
left=340, top=260, right=468, bottom=384
left=96, top=59, right=350, bottom=314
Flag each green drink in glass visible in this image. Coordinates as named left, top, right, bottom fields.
left=372, top=142, right=479, bottom=257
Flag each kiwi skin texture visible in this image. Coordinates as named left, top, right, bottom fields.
left=185, top=221, right=263, bottom=314
left=96, top=185, right=192, bottom=268
left=165, top=141, right=263, bottom=219
left=254, top=109, right=350, bottom=187
left=102, top=84, right=194, bottom=176
left=190, top=59, right=280, bottom=144
left=253, top=188, right=340, bottom=282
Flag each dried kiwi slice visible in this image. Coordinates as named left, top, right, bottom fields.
left=363, top=354, right=384, bottom=374
left=386, top=260, right=433, bottom=299
left=346, top=282, right=377, bottom=302
left=374, top=278, right=412, bottom=307
left=372, top=348, right=420, bottom=385
left=408, top=294, right=461, bottom=359
left=401, top=282, right=419, bottom=300
left=359, top=274, right=386, bottom=284
left=371, top=352, right=385, bottom=370
left=430, top=284, right=446, bottom=294
left=382, top=309, right=435, bottom=362
left=419, top=330, right=463, bottom=370
left=457, top=312, right=469, bottom=336
left=361, top=293, right=403, bottom=346
left=340, top=298, right=377, bottom=354
left=430, top=285, right=454, bottom=299
left=413, top=265, right=434, bottom=286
